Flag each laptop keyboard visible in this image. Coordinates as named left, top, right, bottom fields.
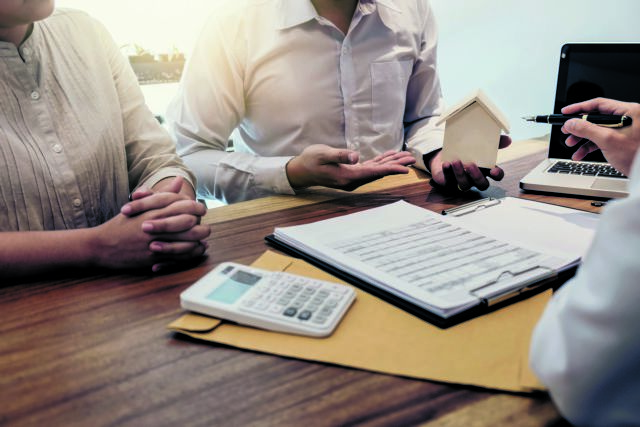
left=547, top=161, right=627, bottom=179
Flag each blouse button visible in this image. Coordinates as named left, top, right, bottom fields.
left=30, top=91, right=40, bottom=100
left=52, top=144, right=63, bottom=153
left=72, top=198, right=82, bottom=208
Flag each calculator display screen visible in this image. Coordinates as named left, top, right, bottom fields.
left=206, top=270, right=262, bottom=304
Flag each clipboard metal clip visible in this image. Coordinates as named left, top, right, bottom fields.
left=468, top=265, right=556, bottom=307
left=441, top=198, right=501, bottom=217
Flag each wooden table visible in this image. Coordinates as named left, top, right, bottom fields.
left=1, top=141, right=599, bottom=426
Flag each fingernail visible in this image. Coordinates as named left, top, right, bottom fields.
left=150, top=241, right=163, bottom=251
left=348, top=153, right=357, bottom=163
left=142, top=222, right=154, bottom=232
left=152, top=264, right=162, bottom=273
left=121, top=205, right=131, bottom=215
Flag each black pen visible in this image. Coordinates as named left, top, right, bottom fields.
left=522, top=114, right=632, bottom=128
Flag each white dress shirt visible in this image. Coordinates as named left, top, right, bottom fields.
left=530, top=151, right=640, bottom=426
left=167, top=0, right=444, bottom=203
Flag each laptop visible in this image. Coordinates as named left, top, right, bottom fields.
left=520, top=43, right=640, bottom=199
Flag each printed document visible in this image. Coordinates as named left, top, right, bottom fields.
left=273, top=199, right=599, bottom=318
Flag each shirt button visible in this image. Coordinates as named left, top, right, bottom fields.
left=72, top=198, right=82, bottom=208
left=30, top=91, right=40, bottom=100
left=52, top=144, right=63, bottom=153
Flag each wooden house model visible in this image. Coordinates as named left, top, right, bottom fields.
left=436, top=90, right=510, bottom=168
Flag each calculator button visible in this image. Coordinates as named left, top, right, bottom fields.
left=317, top=290, right=330, bottom=298
left=283, top=307, right=297, bottom=317
left=284, top=290, right=297, bottom=298
left=320, top=307, right=333, bottom=316
left=290, top=284, right=303, bottom=292
left=306, top=303, right=320, bottom=312
left=325, top=299, right=338, bottom=308
left=311, top=296, right=326, bottom=305
left=268, top=305, right=285, bottom=314
left=302, top=287, right=316, bottom=296
left=290, top=301, right=304, bottom=309
left=278, top=297, right=291, bottom=305
left=312, top=315, right=327, bottom=324
left=327, top=283, right=349, bottom=294
left=255, top=301, right=269, bottom=311
left=242, top=299, right=257, bottom=308
left=298, top=310, right=312, bottom=321
left=296, top=294, right=310, bottom=302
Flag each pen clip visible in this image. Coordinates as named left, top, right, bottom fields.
left=582, top=114, right=631, bottom=128
left=597, top=115, right=629, bottom=129
left=441, top=198, right=501, bottom=217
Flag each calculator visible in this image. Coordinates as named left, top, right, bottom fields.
left=180, top=262, right=356, bottom=337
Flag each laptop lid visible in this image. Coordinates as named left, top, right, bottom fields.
left=520, top=43, right=640, bottom=198
left=548, top=43, right=640, bottom=162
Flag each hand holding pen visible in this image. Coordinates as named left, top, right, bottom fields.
left=554, top=98, right=640, bottom=175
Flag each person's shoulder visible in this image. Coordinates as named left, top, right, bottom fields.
left=46, top=8, right=94, bottom=26
left=411, top=0, right=433, bottom=16
left=377, top=0, right=432, bottom=22
left=376, top=0, right=432, bottom=31
left=37, top=8, right=113, bottom=56
left=378, top=0, right=431, bottom=10
left=203, top=0, right=279, bottom=40
left=40, top=8, right=104, bottom=36
left=208, top=0, right=277, bottom=21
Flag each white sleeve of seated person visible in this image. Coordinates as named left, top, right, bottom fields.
left=530, top=151, right=640, bottom=426
left=403, top=1, right=445, bottom=172
left=165, top=12, right=294, bottom=204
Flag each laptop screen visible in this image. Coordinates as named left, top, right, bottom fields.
left=549, top=43, right=640, bottom=162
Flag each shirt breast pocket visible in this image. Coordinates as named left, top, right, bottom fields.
left=370, top=60, right=413, bottom=136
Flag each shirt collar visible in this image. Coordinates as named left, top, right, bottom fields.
left=374, top=0, right=402, bottom=31
left=0, top=24, right=37, bottom=58
left=276, top=0, right=318, bottom=30
left=276, top=0, right=402, bottom=30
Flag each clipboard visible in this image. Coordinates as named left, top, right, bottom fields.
left=265, top=197, right=600, bottom=328
left=265, top=235, right=573, bottom=328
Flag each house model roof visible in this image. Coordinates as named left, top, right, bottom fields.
left=436, top=89, right=511, bottom=134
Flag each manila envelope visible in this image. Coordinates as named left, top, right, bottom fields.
left=169, top=251, right=549, bottom=393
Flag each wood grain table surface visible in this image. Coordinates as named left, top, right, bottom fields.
left=1, top=139, right=601, bottom=426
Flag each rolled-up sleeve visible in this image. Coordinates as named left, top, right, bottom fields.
left=166, top=13, right=294, bottom=204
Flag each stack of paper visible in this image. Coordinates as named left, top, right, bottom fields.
left=271, top=199, right=599, bottom=322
